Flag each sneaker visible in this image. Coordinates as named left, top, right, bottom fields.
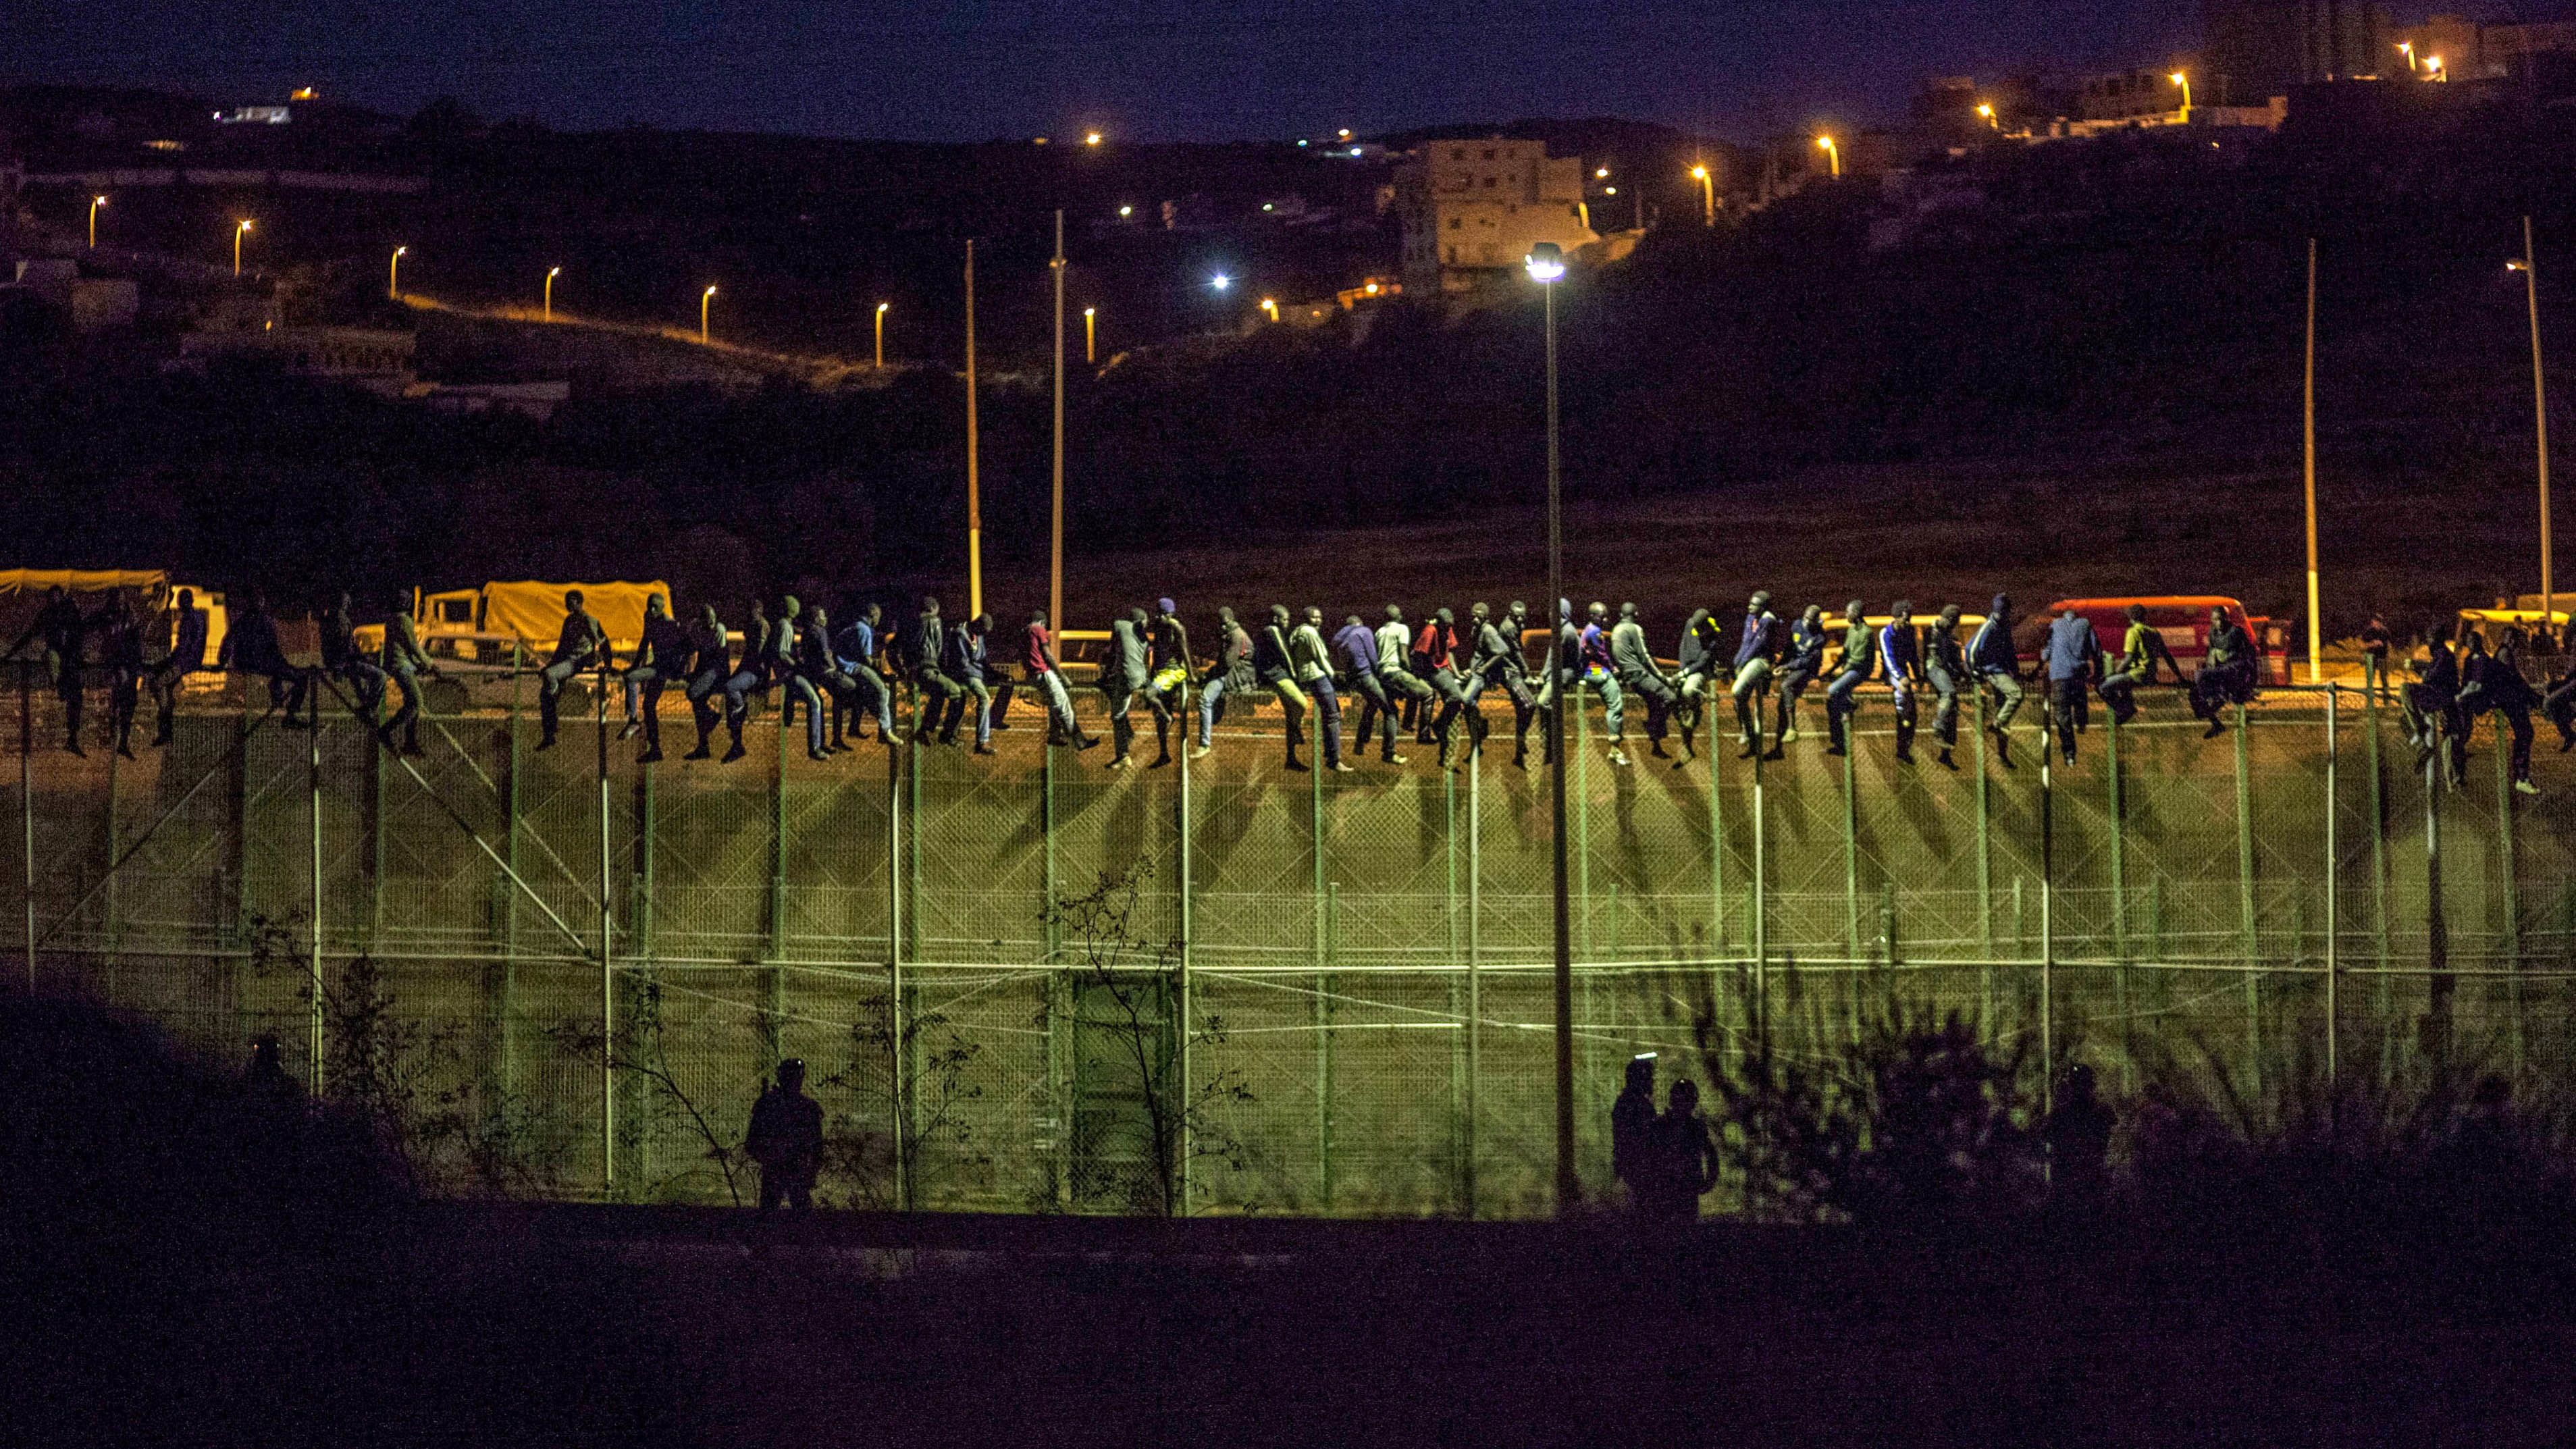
left=1779, top=728, right=1800, bottom=743
left=1189, top=745, right=1213, bottom=760
left=1824, top=744, right=1847, bottom=757
left=116, top=745, right=136, bottom=761
left=721, top=743, right=747, bottom=763
left=808, top=747, right=831, bottom=762
left=1937, top=749, right=1957, bottom=770
left=1285, top=759, right=1310, bottom=772
left=683, top=746, right=712, bottom=761
left=617, top=720, right=640, bottom=741
left=1329, top=762, right=1354, bottom=773
left=1649, top=741, right=1668, bottom=759
left=1076, top=735, right=1101, bottom=752
left=1608, top=749, right=1631, bottom=768
left=535, top=735, right=557, bottom=752
left=1762, top=747, right=1785, bottom=762
left=972, top=743, right=997, bottom=756
left=1384, top=753, right=1409, bottom=765
left=401, top=741, right=426, bottom=758
left=2202, top=722, right=2225, bottom=739
left=1993, top=733, right=2015, bottom=768
left=2515, top=779, right=2541, bottom=796
left=1107, top=756, right=1130, bottom=770
left=639, top=747, right=664, bottom=764
left=1895, top=747, right=1914, bottom=765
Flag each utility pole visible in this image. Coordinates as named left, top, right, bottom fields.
left=2304, top=237, right=2322, bottom=684
left=2524, top=217, right=2554, bottom=625
left=966, top=240, right=982, bottom=621
left=1051, top=211, right=1067, bottom=633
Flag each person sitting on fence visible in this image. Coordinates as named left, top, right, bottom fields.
left=1822, top=600, right=1874, bottom=760
left=1610, top=1053, right=1658, bottom=1210
left=2546, top=649, right=2576, bottom=754
left=2190, top=606, right=2259, bottom=740
left=535, top=588, right=606, bottom=752
left=2402, top=620, right=2466, bottom=776
left=7, top=584, right=94, bottom=754
left=745, top=1058, right=824, bottom=1211
left=96, top=591, right=147, bottom=760
left=2099, top=603, right=2179, bottom=727
left=219, top=588, right=313, bottom=732
left=1645, top=1078, right=1718, bottom=1221
left=150, top=587, right=213, bottom=749
left=1773, top=603, right=1828, bottom=758
left=379, top=607, right=439, bottom=757
left=2469, top=627, right=2544, bottom=797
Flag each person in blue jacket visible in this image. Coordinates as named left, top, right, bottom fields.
left=1968, top=594, right=2024, bottom=769
left=1879, top=600, right=1922, bottom=766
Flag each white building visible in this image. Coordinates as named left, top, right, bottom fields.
left=1394, top=138, right=1598, bottom=296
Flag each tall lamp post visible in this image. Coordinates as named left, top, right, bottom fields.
left=875, top=300, right=889, bottom=368
left=1690, top=164, right=1714, bottom=226
left=88, top=195, right=106, bottom=248
left=1050, top=212, right=1066, bottom=633
left=2513, top=217, right=2554, bottom=625
left=1525, top=240, right=1575, bottom=1217
left=388, top=245, right=406, bottom=299
left=2303, top=238, right=2322, bottom=684
left=700, top=285, right=716, bottom=344
left=2170, top=71, right=2191, bottom=123
left=968, top=239, right=984, bottom=621
left=233, top=219, right=253, bottom=277
left=545, top=267, right=560, bottom=321
left=1815, top=136, right=1840, bottom=178
left=1084, top=307, right=1097, bottom=364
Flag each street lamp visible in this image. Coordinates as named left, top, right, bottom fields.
left=1259, top=296, right=1279, bottom=322
left=2398, top=40, right=2417, bottom=72
left=1815, top=135, right=1840, bottom=178
left=388, top=245, right=406, bottom=299
left=1976, top=102, right=2000, bottom=131
left=2513, top=219, right=2555, bottom=627
left=2425, top=55, right=2446, bottom=81
left=545, top=267, right=560, bottom=321
left=88, top=194, right=106, bottom=248
left=700, top=285, right=716, bottom=344
left=233, top=219, right=253, bottom=277
left=2170, top=72, right=2191, bottom=123
left=1690, top=163, right=1713, bottom=226
left=1523, top=239, right=1574, bottom=1218
left=1210, top=273, right=1232, bottom=291
left=1084, top=132, right=1103, bottom=146
left=874, top=300, right=889, bottom=367
left=1084, top=306, right=1096, bottom=363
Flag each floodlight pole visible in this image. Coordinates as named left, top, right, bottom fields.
left=1051, top=211, right=1067, bottom=634
left=1541, top=270, right=1575, bottom=1217
left=966, top=239, right=982, bottom=622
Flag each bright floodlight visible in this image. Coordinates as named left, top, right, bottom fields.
left=1084, top=132, right=1103, bottom=146
left=1211, top=273, right=1232, bottom=290
left=1525, top=242, right=1565, bottom=284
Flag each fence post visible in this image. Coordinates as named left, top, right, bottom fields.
left=2039, top=731, right=2054, bottom=1120
left=20, top=662, right=34, bottom=994
left=597, top=680, right=614, bottom=1196
left=1466, top=748, right=1481, bottom=1219
left=1751, top=734, right=1768, bottom=1049
left=764, top=699, right=787, bottom=1068
left=2234, top=703, right=2261, bottom=1109
left=1313, top=733, right=1330, bottom=1211
left=500, top=643, right=523, bottom=1093
left=1972, top=688, right=1993, bottom=1033
left=2424, top=740, right=2450, bottom=1067
left=1041, top=738, right=1067, bottom=1211
left=2107, top=712, right=2133, bottom=1090
left=2325, top=687, right=2339, bottom=1090
left=887, top=708, right=906, bottom=1211
left=1177, top=739, right=1193, bottom=1216
left=1444, top=763, right=1467, bottom=1216
left=1841, top=735, right=1860, bottom=969
left=2367, top=681, right=2392, bottom=1085
left=2496, top=722, right=2525, bottom=1081
left=309, top=716, right=323, bottom=1086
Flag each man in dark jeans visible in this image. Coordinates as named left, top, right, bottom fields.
left=1338, top=612, right=1407, bottom=764
left=939, top=612, right=999, bottom=754
left=2359, top=612, right=2394, bottom=697
left=718, top=599, right=772, bottom=764
left=380, top=607, right=439, bottom=756
left=150, top=587, right=213, bottom=747
left=320, top=591, right=388, bottom=728
left=219, top=589, right=312, bottom=732
left=1923, top=604, right=1969, bottom=770
left=2192, top=606, right=2259, bottom=741
left=683, top=605, right=733, bottom=761
left=1194, top=606, right=1254, bottom=760
left=1772, top=603, right=1827, bottom=756
left=1412, top=607, right=1471, bottom=766
left=535, top=588, right=606, bottom=752
left=914, top=596, right=958, bottom=744
left=1462, top=600, right=1539, bottom=768
left=2043, top=603, right=2104, bottom=767
left=1822, top=600, right=1872, bottom=759
left=1104, top=610, right=1153, bottom=769
left=7, top=585, right=95, bottom=753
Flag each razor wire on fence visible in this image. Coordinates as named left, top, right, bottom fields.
left=9, top=666, right=2575, bottom=1217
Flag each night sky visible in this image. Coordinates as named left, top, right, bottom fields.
left=14, top=0, right=2203, bottom=141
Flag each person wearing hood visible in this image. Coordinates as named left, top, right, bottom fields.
left=1194, top=606, right=1255, bottom=760
left=1923, top=604, right=1969, bottom=770
left=1822, top=600, right=1873, bottom=758
left=1338, top=613, right=1408, bottom=765
left=1968, top=594, right=2024, bottom=768
left=1104, top=609, right=1153, bottom=769
left=1413, top=607, right=1471, bottom=766
left=2043, top=604, right=2105, bottom=766
left=1670, top=607, right=1722, bottom=763
left=2468, top=626, right=2543, bottom=795
left=2191, top=605, right=2259, bottom=743
left=831, top=602, right=899, bottom=746
left=1772, top=604, right=1828, bottom=757
left=1878, top=600, right=1922, bottom=765
left=1610, top=602, right=1673, bottom=760
left=1729, top=590, right=1781, bottom=760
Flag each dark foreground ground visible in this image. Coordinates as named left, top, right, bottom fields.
left=11, top=1003, right=2576, bottom=1447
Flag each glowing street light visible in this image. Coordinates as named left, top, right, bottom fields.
left=233, top=219, right=253, bottom=277
left=388, top=245, right=407, bottom=298
left=87, top=194, right=106, bottom=248
left=700, top=285, right=717, bottom=344
left=1084, top=132, right=1103, bottom=146
left=1690, top=163, right=1714, bottom=226
left=1815, top=135, right=1840, bottom=178
left=1259, top=296, right=1280, bottom=321
left=2425, top=55, right=2446, bottom=80
left=1594, top=166, right=1610, bottom=179
left=1521, top=236, right=1574, bottom=1217
left=874, top=300, right=889, bottom=367
left=2170, top=71, right=2191, bottom=122
left=544, top=266, right=561, bottom=320
left=1210, top=273, right=1232, bottom=291
left=1084, top=306, right=1096, bottom=363
left=1118, top=204, right=1134, bottom=219
left=1976, top=102, right=2001, bottom=131
left=2398, top=40, right=2417, bottom=72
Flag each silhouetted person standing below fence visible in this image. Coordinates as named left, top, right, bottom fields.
left=1611, top=1053, right=1658, bottom=1210
left=745, top=1058, right=824, bottom=1211
left=1645, top=1078, right=1716, bottom=1221
left=245, top=1032, right=300, bottom=1107
left=2046, top=1063, right=2115, bottom=1211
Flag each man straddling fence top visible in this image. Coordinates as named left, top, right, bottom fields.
left=1729, top=590, right=1780, bottom=761
left=2191, top=605, right=2259, bottom=741
left=1969, top=594, right=2022, bottom=768
left=1773, top=603, right=1828, bottom=759
left=1611, top=602, right=1675, bottom=762
left=7, top=584, right=93, bottom=754
left=534, top=588, right=606, bottom=752
left=1338, top=612, right=1407, bottom=766
left=1822, top=599, right=1872, bottom=760
left=2463, top=626, right=2544, bottom=797
left=744, top=1058, right=824, bottom=1211
left=1923, top=604, right=1969, bottom=771
left=1192, top=606, right=1253, bottom=761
